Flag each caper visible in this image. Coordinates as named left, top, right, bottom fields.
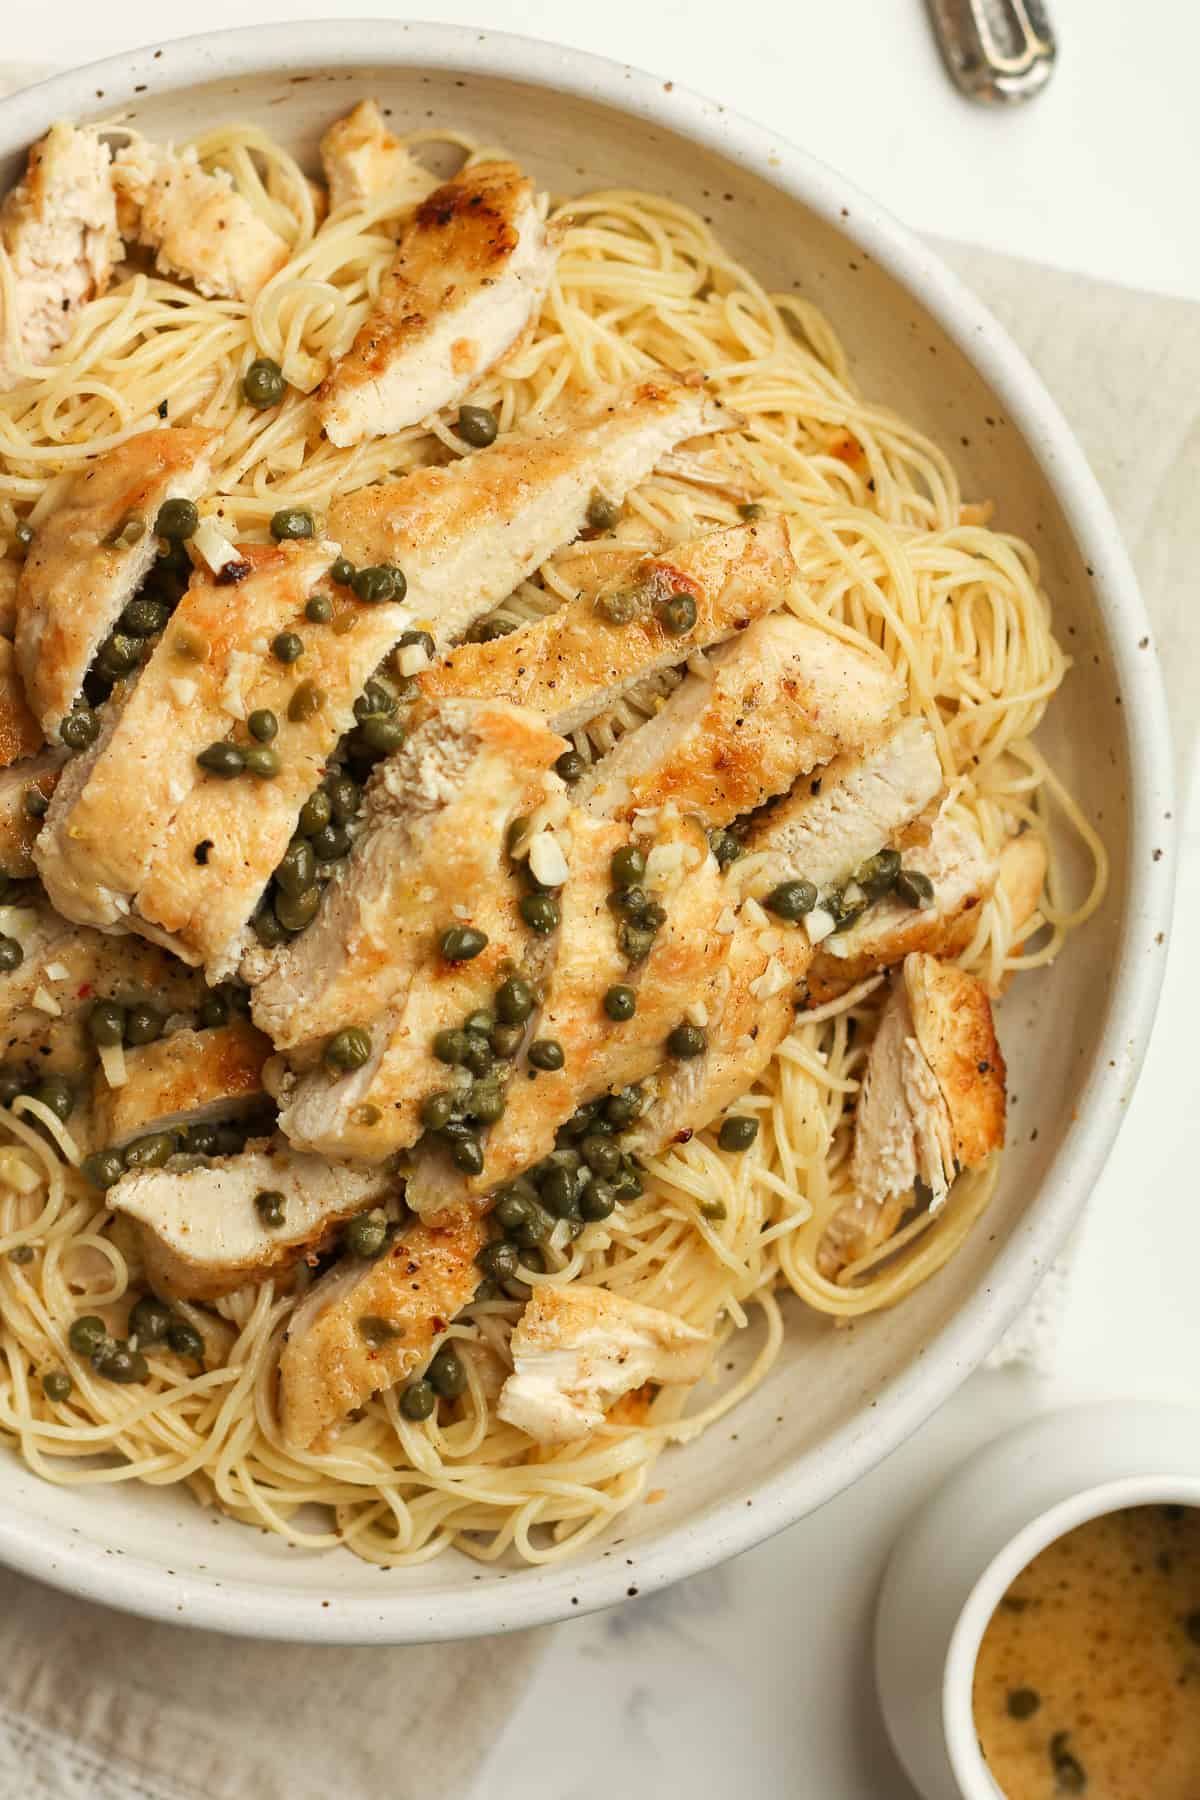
left=354, top=681, right=397, bottom=723
left=271, top=631, right=304, bottom=664
left=196, top=741, right=245, bottom=779
left=125, top=1005, right=163, bottom=1046
left=718, top=1115, right=759, bottom=1153
left=356, top=714, right=406, bottom=754
left=330, top=556, right=355, bottom=586
left=244, top=744, right=282, bottom=780
left=603, top=984, right=636, bottom=1022
left=489, top=1021, right=524, bottom=1059
left=124, top=1131, right=174, bottom=1170
left=420, top=1090, right=457, bottom=1132
left=93, top=1341, right=149, bottom=1384
left=582, top=1134, right=622, bottom=1178
left=275, top=838, right=316, bottom=899
left=440, top=925, right=488, bottom=963
left=618, top=922, right=657, bottom=964
left=199, top=989, right=231, bottom=1029
left=87, top=1000, right=125, bottom=1047
left=30, top=1075, right=73, bottom=1122
left=68, top=1315, right=110, bottom=1357
left=605, top=1089, right=641, bottom=1127
left=305, top=593, right=334, bottom=623
left=476, top=1239, right=519, bottom=1282
left=351, top=565, right=405, bottom=605
left=580, top=1179, right=616, bottom=1221
left=325, top=1027, right=372, bottom=1072
left=248, top=708, right=278, bottom=743
left=121, top=596, right=171, bottom=638
left=243, top=358, right=286, bottom=409
left=494, top=1190, right=535, bottom=1233
left=586, top=493, right=619, bottom=531
left=298, top=788, right=333, bottom=836
left=519, top=892, right=560, bottom=934
left=461, top=1033, right=494, bottom=1077
left=495, top=976, right=535, bottom=1024
left=667, top=1021, right=707, bottom=1059
left=275, top=886, right=319, bottom=932
left=465, top=614, right=519, bottom=644
left=469, top=1081, right=507, bottom=1124
left=612, top=1162, right=645, bottom=1201
left=400, top=1379, right=437, bottom=1421
left=506, top=814, right=532, bottom=857
left=596, top=590, right=638, bottom=626
left=179, top=1122, right=219, bottom=1156
left=456, top=404, right=498, bottom=448
left=765, top=879, right=818, bottom=921
left=528, top=1038, right=564, bottom=1072
left=0, top=936, right=24, bottom=973
left=450, top=1137, right=485, bottom=1176
left=22, top=787, right=49, bottom=820
left=60, top=708, right=101, bottom=752
left=464, top=1009, right=494, bottom=1035
left=540, top=1166, right=580, bottom=1219
left=128, top=1294, right=173, bottom=1344
left=610, top=845, right=646, bottom=889
left=554, top=749, right=587, bottom=785
left=699, top=1198, right=727, bottom=1222
left=707, top=826, right=743, bottom=870
left=657, top=592, right=698, bottom=635
left=310, top=823, right=352, bottom=862
left=428, top=1343, right=468, bottom=1399
left=433, top=1028, right=470, bottom=1066
left=343, top=1208, right=388, bottom=1258
left=288, top=680, right=326, bottom=724
left=855, top=847, right=902, bottom=901
left=41, top=1370, right=73, bottom=1402
left=80, top=1149, right=125, bottom=1190
left=739, top=501, right=765, bottom=521
left=166, top=1320, right=204, bottom=1362
left=895, top=868, right=936, bottom=909
left=270, top=507, right=315, bottom=542
left=357, top=1314, right=401, bottom=1346
left=326, top=773, right=361, bottom=823
left=155, top=497, right=199, bottom=541
left=253, top=905, right=288, bottom=948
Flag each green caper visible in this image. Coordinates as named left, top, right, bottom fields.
left=354, top=681, right=399, bottom=722
left=325, top=773, right=361, bottom=823
left=87, top=1000, right=126, bottom=1047
left=325, top=1027, right=372, bottom=1072
left=580, top=1179, right=616, bottom=1221
left=456, top=404, right=498, bottom=447
left=125, top=1005, right=163, bottom=1046
left=357, top=1314, right=401, bottom=1346
left=248, top=708, right=278, bottom=743
left=554, top=749, right=587, bottom=785
left=603, top=984, right=636, bottom=1022
left=519, top=892, right=560, bottom=934
left=718, top=1115, right=759, bottom=1152
left=428, top=1343, right=468, bottom=1398
left=68, top=1315, right=110, bottom=1357
left=41, top=1369, right=73, bottom=1402
left=613, top=1162, right=646, bottom=1201
left=699, top=1198, right=727, bottom=1222
left=618, top=921, right=657, bottom=964
left=80, top=1149, right=125, bottom=1190
left=586, top=493, right=619, bottom=531
left=605, top=1089, right=641, bottom=1127
left=275, top=838, right=316, bottom=899
left=242, top=358, right=285, bottom=409
left=93, top=1341, right=149, bottom=1384
left=288, top=679, right=326, bottom=724
left=739, top=501, right=765, bottom=521
left=450, top=1136, right=485, bottom=1176
left=356, top=714, right=406, bottom=754
left=97, top=631, right=142, bottom=677
left=468, top=1081, right=506, bottom=1125
left=895, top=868, right=936, bottom=909
left=124, top=1132, right=175, bottom=1170
left=253, top=905, right=288, bottom=948
left=667, top=1021, right=707, bottom=1059
left=477, top=1239, right=519, bottom=1283
left=343, top=1209, right=388, bottom=1258
left=595, top=590, right=638, bottom=626
left=166, top=1320, right=204, bottom=1362
left=398, top=628, right=436, bottom=661
left=179, top=1122, right=219, bottom=1156
left=31, top=1075, right=73, bottom=1122
left=657, top=592, right=698, bottom=635
left=271, top=631, right=304, bottom=664
left=460, top=1033, right=494, bottom=1077
left=155, top=497, right=199, bottom=541
left=528, top=1038, right=564, bottom=1072
left=465, top=1009, right=495, bottom=1035
left=329, top=557, right=355, bottom=586
left=765, top=879, right=818, bottom=921
left=275, top=886, right=319, bottom=932
left=311, top=823, right=352, bottom=862
left=420, top=1090, right=457, bottom=1132
left=305, top=593, right=334, bottom=623
left=351, top=565, right=405, bottom=605
left=582, top=1135, right=622, bottom=1178
left=400, top=1379, right=437, bottom=1421
left=611, top=845, right=646, bottom=889
left=199, top=989, right=231, bottom=1029
left=489, top=1021, right=525, bottom=1059
left=539, top=1166, right=580, bottom=1219
left=440, top=925, right=488, bottom=962
left=196, top=742, right=246, bottom=779
left=707, top=827, right=743, bottom=870
left=23, top=786, right=49, bottom=820
left=495, top=976, right=535, bottom=1024
left=60, top=708, right=101, bottom=752
left=494, top=1191, right=534, bottom=1234
left=465, top=615, right=519, bottom=644
left=855, top=847, right=902, bottom=901
left=244, top=744, right=281, bottom=780
left=128, top=1294, right=173, bottom=1344
left=506, top=814, right=532, bottom=857
left=433, top=1028, right=470, bottom=1066
left=0, top=936, right=24, bottom=973
left=270, top=507, right=315, bottom=542
left=121, top=596, right=170, bottom=638
left=298, top=788, right=333, bottom=836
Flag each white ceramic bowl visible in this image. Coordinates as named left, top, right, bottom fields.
left=0, top=24, right=1175, bottom=1644
left=875, top=1402, right=1200, bottom=1799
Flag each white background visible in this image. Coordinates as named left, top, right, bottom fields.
left=8, top=3, right=1200, bottom=1796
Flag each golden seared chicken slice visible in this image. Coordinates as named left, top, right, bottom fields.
left=497, top=1284, right=711, bottom=1445
left=318, top=160, right=556, bottom=446
left=15, top=427, right=214, bottom=735
left=251, top=699, right=565, bottom=1052
left=0, top=751, right=64, bottom=878
left=0, top=557, right=21, bottom=637
left=465, top=812, right=727, bottom=1196
left=279, top=1208, right=486, bottom=1451
left=328, top=373, right=736, bottom=648
left=802, top=813, right=1011, bottom=1006
left=733, top=719, right=943, bottom=903
left=0, top=640, right=43, bottom=770
left=318, top=99, right=436, bottom=215
left=577, top=613, right=902, bottom=826
left=109, top=1143, right=394, bottom=1302
left=91, top=1018, right=271, bottom=1150
left=35, top=539, right=335, bottom=952
left=0, top=123, right=121, bottom=387
left=420, top=518, right=795, bottom=734
left=818, top=953, right=1006, bottom=1276
left=112, top=139, right=289, bottom=302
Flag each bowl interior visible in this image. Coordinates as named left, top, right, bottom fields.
left=0, top=34, right=1168, bottom=1640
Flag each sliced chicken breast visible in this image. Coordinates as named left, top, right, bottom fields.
left=92, top=1018, right=271, bottom=1150
left=252, top=699, right=565, bottom=1052
left=327, top=373, right=736, bottom=651
left=420, top=517, right=794, bottom=734
left=0, top=751, right=64, bottom=878
left=15, top=427, right=214, bottom=735
left=318, top=100, right=435, bottom=215
left=279, top=1208, right=486, bottom=1450
left=110, top=1143, right=394, bottom=1301
left=497, top=1284, right=711, bottom=1445
left=0, top=123, right=121, bottom=386
left=112, top=140, right=289, bottom=302
left=818, top=953, right=1005, bottom=1276
left=0, top=639, right=43, bottom=769
left=318, top=160, right=556, bottom=446
left=577, top=613, right=902, bottom=825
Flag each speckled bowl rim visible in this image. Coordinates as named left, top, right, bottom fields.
left=0, top=20, right=1176, bottom=1644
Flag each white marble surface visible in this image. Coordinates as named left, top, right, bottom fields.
left=6, top=4, right=1200, bottom=1795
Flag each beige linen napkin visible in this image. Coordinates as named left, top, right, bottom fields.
left=1, top=65, right=1197, bottom=1799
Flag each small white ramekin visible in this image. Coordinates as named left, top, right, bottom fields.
left=875, top=1401, right=1200, bottom=1799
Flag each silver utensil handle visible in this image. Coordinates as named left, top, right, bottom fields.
left=927, top=0, right=1057, bottom=104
